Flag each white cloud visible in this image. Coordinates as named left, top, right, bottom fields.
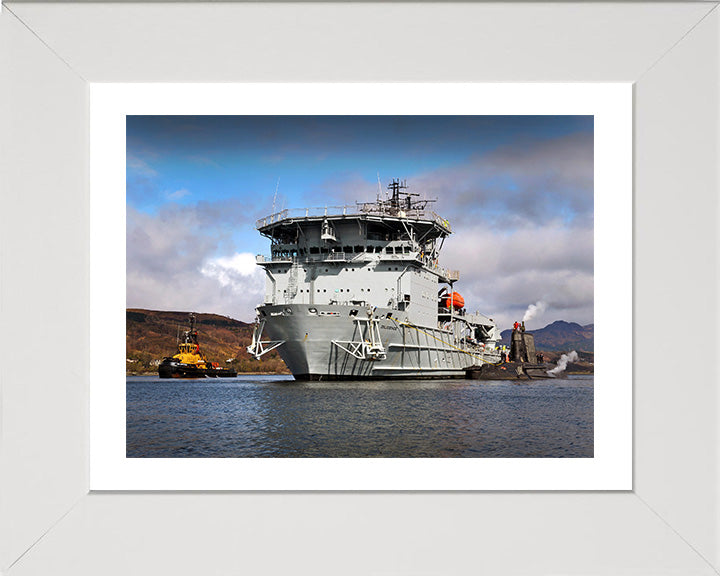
left=414, top=131, right=594, bottom=230
left=127, top=207, right=265, bottom=322
left=441, top=222, right=593, bottom=331
left=522, top=301, right=548, bottom=323
left=127, top=154, right=158, bottom=177
left=126, top=128, right=593, bottom=329
left=166, top=188, right=190, bottom=201
left=201, top=253, right=263, bottom=288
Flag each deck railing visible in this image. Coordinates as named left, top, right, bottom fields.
left=255, top=205, right=451, bottom=232
left=255, top=253, right=459, bottom=281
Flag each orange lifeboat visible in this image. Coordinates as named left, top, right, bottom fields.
left=441, top=292, right=465, bottom=309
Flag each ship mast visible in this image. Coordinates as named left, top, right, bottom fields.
left=381, top=178, right=427, bottom=216
left=387, top=178, right=407, bottom=212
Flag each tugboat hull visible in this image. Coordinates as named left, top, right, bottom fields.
left=158, top=358, right=237, bottom=379
left=206, top=367, right=238, bottom=378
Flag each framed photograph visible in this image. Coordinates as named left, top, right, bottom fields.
left=2, top=2, right=718, bottom=574
left=90, top=83, right=630, bottom=491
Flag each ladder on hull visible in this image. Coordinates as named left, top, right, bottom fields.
left=247, top=319, right=285, bottom=359
left=332, top=315, right=386, bottom=361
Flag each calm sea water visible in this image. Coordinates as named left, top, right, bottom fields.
left=126, top=374, right=593, bottom=458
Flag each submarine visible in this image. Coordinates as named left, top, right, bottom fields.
left=465, top=321, right=554, bottom=380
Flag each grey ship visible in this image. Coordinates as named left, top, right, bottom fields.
left=247, top=179, right=501, bottom=380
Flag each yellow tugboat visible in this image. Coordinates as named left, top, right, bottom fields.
left=158, top=313, right=238, bottom=378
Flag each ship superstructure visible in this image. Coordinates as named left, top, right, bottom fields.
left=247, top=179, right=501, bottom=380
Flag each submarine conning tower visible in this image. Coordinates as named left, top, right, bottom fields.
left=510, top=321, right=538, bottom=363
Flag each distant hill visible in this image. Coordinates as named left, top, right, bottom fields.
left=128, top=310, right=593, bottom=375
left=501, top=320, right=594, bottom=354
left=126, top=309, right=289, bottom=375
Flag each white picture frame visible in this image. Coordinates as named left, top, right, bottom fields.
left=2, top=2, right=718, bottom=574
left=91, top=82, right=630, bottom=491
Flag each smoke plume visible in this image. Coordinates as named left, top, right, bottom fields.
left=547, top=351, right=579, bottom=377
left=522, top=300, right=547, bottom=323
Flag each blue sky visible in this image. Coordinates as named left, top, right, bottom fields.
left=127, top=115, right=594, bottom=327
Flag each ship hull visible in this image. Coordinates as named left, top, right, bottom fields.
left=257, top=303, right=499, bottom=380
left=465, top=362, right=554, bottom=380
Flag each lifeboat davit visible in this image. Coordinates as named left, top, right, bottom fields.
left=441, top=292, right=465, bottom=309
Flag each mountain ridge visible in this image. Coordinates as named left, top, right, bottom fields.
left=500, top=319, right=594, bottom=353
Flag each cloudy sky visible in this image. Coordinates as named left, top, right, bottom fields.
left=127, top=115, right=593, bottom=330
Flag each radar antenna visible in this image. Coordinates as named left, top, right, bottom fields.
left=271, top=178, right=280, bottom=214
left=386, top=178, right=421, bottom=213
left=355, top=178, right=435, bottom=216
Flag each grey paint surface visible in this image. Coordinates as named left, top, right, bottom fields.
left=252, top=209, right=501, bottom=378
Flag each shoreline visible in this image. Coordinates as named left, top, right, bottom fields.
left=127, top=371, right=292, bottom=377
left=127, top=370, right=592, bottom=377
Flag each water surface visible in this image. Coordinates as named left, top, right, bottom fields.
left=126, top=375, right=593, bottom=458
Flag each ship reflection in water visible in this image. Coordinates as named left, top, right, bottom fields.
left=126, top=375, right=593, bottom=458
